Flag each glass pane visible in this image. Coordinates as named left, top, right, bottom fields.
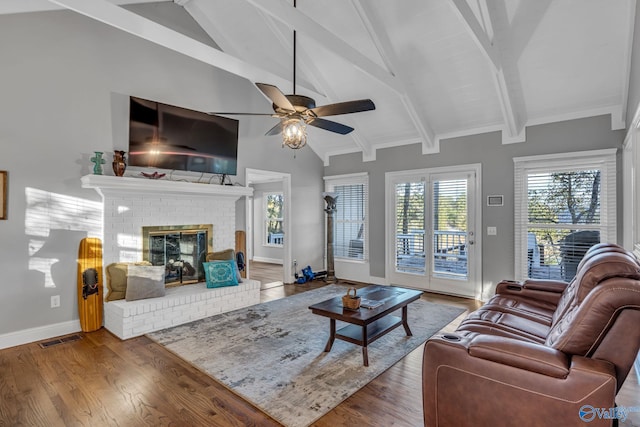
left=432, top=179, right=468, bottom=278
left=266, top=194, right=283, bottom=218
left=334, top=184, right=365, bottom=259
left=528, top=170, right=601, bottom=225
left=179, top=232, right=199, bottom=283
left=527, top=228, right=600, bottom=281
left=395, top=181, right=425, bottom=274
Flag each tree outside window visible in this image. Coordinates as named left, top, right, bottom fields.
left=265, top=192, right=284, bottom=246
left=527, top=170, right=601, bottom=281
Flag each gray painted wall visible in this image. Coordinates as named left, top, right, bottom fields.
left=0, top=5, right=324, bottom=337
left=324, top=115, right=624, bottom=292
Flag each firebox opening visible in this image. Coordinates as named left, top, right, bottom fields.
left=142, top=224, right=213, bottom=287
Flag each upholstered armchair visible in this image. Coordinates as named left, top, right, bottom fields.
left=423, top=243, right=640, bottom=426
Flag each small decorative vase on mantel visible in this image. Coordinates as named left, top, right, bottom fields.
left=90, top=151, right=106, bottom=175
left=112, top=151, right=127, bottom=177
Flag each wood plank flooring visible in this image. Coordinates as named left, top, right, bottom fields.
left=250, top=260, right=284, bottom=290
left=1, top=268, right=639, bottom=426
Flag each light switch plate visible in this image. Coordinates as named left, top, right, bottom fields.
left=487, top=226, right=497, bottom=236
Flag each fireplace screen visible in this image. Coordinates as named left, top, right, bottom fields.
left=142, top=225, right=213, bottom=287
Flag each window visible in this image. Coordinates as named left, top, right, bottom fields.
left=264, top=192, right=284, bottom=247
left=514, top=149, right=616, bottom=281
left=324, top=173, right=368, bottom=261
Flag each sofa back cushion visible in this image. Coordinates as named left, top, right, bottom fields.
left=546, top=247, right=640, bottom=356
left=551, top=249, right=640, bottom=325
left=546, top=277, right=640, bottom=357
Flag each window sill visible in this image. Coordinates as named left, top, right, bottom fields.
left=335, top=257, right=368, bottom=265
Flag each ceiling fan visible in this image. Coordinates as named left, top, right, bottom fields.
left=209, top=1, right=375, bottom=149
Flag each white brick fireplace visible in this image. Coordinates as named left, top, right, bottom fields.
left=81, top=174, right=259, bottom=339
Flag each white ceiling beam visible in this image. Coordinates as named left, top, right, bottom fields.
left=0, top=0, right=167, bottom=15
left=449, top=0, right=524, bottom=142
left=48, top=0, right=322, bottom=100
left=259, top=12, right=374, bottom=162
left=352, top=0, right=437, bottom=154
left=180, top=1, right=246, bottom=64
left=616, top=0, right=637, bottom=130
left=241, top=0, right=403, bottom=96
left=450, top=0, right=500, bottom=69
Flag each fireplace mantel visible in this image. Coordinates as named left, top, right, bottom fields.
left=81, top=174, right=253, bottom=199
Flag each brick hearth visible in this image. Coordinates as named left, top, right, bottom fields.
left=81, top=174, right=256, bottom=338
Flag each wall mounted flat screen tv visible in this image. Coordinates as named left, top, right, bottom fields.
left=128, top=96, right=239, bottom=175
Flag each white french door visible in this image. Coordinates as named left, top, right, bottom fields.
left=386, top=165, right=481, bottom=298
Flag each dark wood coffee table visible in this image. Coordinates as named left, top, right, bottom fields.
left=308, top=285, right=423, bottom=366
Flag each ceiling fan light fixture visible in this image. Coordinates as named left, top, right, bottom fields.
left=282, top=117, right=307, bottom=149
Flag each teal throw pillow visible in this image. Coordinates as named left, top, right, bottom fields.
left=203, top=260, right=239, bottom=288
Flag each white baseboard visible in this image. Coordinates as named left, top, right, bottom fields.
left=252, top=256, right=283, bottom=265
left=0, top=320, right=82, bottom=350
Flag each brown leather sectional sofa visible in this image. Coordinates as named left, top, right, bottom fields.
left=423, top=243, right=640, bottom=426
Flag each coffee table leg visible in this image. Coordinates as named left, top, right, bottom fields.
left=402, top=306, right=413, bottom=336
left=362, top=324, right=369, bottom=366
left=324, top=318, right=336, bottom=352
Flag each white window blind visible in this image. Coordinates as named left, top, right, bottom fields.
left=432, top=178, right=468, bottom=277
left=514, top=149, right=616, bottom=281
left=324, top=173, right=368, bottom=261
left=395, top=180, right=425, bottom=273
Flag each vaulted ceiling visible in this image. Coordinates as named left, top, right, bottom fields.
left=3, top=0, right=635, bottom=165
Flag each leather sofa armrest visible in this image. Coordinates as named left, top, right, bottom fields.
left=521, top=279, right=568, bottom=293
left=423, top=333, right=617, bottom=427
left=495, top=278, right=568, bottom=305
left=468, top=335, right=569, bottom=378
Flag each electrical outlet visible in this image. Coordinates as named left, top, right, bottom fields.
left=51, top=295, right=60, bottom=308
left=487, top=226, right=497, bottom=236
left=293, top=259, right=297, bottom=267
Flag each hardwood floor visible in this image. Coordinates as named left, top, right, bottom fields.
left=249, top=260, right=284, bottom=290
left=1, top=280, right=639, bottom=426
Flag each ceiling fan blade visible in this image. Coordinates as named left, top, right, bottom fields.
left=306, top=118, right=354, bottom=135
left=309, top=99, right=375, bottom=117
left=255, top=83, right=296, bottom=112
left=207, top=112, right=275, bottom=116
left=265, top=121, right=283, bottom=136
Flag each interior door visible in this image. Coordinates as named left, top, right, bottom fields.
left=386, top=167, right=480, bottom=298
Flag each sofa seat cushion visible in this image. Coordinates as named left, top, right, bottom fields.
left=458, top=308, right=550, bottom=343
left=483, top=295, right=556, bottom=325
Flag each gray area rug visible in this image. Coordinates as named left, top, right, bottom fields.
left=147, top=284, right=465, bottom=427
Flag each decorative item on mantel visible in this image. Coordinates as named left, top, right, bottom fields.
left=140, top=171, right=166, bottom=179
left=90, top=151, right=106, bottom=175
left=323, top=192, right=338, bottom=283
left=112, top=151, right=126, bottom=177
